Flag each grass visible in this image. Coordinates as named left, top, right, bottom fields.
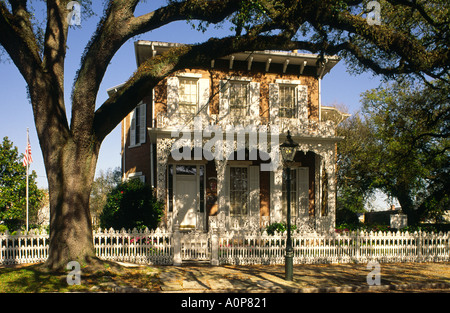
left=0, top=263, right=161, bottom=293
left=0, top=264, right=82, bottom=292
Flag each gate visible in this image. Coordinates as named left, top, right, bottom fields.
left=179, top=230, right=211, bottom=262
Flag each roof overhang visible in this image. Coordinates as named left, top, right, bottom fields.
left=134, top=40, right=340, bottom=78
left=320, top=106, right=351, bottom=124
left=106, top=83, right=125, bottom=97
left=147, top=127, right=345, bottom=145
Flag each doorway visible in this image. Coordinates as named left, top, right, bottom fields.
left=170, top=164, right=206, bottom=231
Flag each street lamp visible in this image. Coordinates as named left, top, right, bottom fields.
left=280, top=130, right=298, bottom=281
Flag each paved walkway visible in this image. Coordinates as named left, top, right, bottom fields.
left=113, top=262, right=450, bottom=293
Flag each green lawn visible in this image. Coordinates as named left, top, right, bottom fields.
left=0, top=263, right=160, bottom=293
left=0, top=264, right=84, bottom=292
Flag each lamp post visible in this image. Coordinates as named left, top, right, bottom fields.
left=280, top=130, right=298, bottom=281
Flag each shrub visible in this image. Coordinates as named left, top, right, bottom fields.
left=99, top=179, right=164, bottom=231
left=400, top=225, right=438, bottom=233
left=336, top=207, right=360, bottom=225
left=335, top=223, right=392, bottom=233
left=266, top=222, right=297, bottom=235
left=0, top=224, right=8, bottom=233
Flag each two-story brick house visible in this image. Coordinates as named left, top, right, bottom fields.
left=108, top=41, right=348, bottom=233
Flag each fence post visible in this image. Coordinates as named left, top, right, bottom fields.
left=355, top=231, right=360, bottom=263
left=447, top=232, right=450, bottom=262
left=173, top=224, right=182, bottom=266
left=210, top=225, right=219, bottom=266
left=416, top=231, right=422, bottom=262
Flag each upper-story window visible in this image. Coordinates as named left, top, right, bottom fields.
left=219, top=78, right=260, bottom=121
left=269, top=80, right=308, bottom=122
left=229, top=81, right=249, bottom=118
left=279, top=85, right=297, bottom=118
left=166, top=73, right=209, bottom=118
left=179, top=78, right=198, bottom=114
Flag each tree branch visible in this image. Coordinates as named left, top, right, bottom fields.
left=71, top=0, right=241, bottom=140
left=129, top=0, right=241, bottom=32
left=85, top=0, right=450, bottom=141
left=42, top=0, right=69, bottom=85
left=0, top=1, right=43, bottom=85
left=305, top=2, right=449, bottom=76
left=386, top=0, right=447, bottom=29
left=1, top=1, right=71, bottom=153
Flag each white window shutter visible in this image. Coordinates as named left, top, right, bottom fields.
left=139, top=102, right=146, bottom=144
left=219, top=80, right=229, bottom=119
left=269, top=83, right=279, bottom=122
left=297, top=167, right=309, bottom=216
left=249, top=165, right=260, bottom=216
left=249, top=82, right=260, bottom=118
left=129, top=109, right=136, bottom=146
left=167, top=76, right=179, bottom=116
left=198, top=78, right=210, bottom=117
left=297, top=85, right=308, bottom=121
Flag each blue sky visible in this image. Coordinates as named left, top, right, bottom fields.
left=0, top=1, right=385, bottom=205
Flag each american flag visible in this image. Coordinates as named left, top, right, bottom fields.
left=23, top=140, right=33, bottom=167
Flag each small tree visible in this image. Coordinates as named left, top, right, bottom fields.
left=0, top=137, right=44, bottom=231
left=99, top=179, right=164, bottom=231
left=90, top=167, right=122, bottom=228
left=360, top=79, right=450, bottom=224
left=337, top=79, right=449, bottom=225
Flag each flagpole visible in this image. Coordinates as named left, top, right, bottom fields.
left=26, top=128, right=29, bottom=233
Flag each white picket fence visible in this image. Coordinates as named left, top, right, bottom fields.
left=1, top=228, right=449, bottom=266
left=94, top=228, right=173, bottom=265
left=0, top=229, right=49, bottom=265
left=218, top=230, right=450, bottom=265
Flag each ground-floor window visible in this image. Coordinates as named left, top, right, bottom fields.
left=229, top=167, right=248, bottom=217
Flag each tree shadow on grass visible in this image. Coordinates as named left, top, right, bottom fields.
left=0, top=264, right=73, bottom=292
left=0, top=261, right=126, bottom=292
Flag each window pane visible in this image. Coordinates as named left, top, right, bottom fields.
left=229, top=167, right=248, bottom=216
left=176, top=165, right=196, bottom=175
left=229, top=82, right=248, bottom=118
left=279, top=85, right=296, bottom=118
left=179, top=78, right=197, bottom=114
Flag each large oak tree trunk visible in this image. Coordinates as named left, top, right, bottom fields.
left=29, top=76, right=101, bottom=270
left=44, top=139, right=100, bottom=270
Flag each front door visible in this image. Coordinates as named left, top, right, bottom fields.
left=175, top=175, right=197, bottom=229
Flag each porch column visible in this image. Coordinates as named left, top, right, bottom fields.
left=268, top=126, right=283, bottom=224
left=323, top=148, right=336, bottom=232
left=156, top=138, right=174, bottom=201
left=270, top=163, right=283, bottom=223
left=214, top=158, right=229, bottom=221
